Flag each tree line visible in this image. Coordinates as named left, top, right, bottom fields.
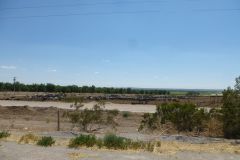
left=0, top=82, right=170, bottom=95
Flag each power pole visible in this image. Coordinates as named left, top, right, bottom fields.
left=13, top=77, right=16, bottom=94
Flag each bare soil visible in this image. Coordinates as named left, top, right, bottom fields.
left=0, top=99, right=239, bottom=160
left=0, top=100, right=157, bottom=113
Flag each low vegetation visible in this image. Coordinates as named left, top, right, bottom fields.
left=139, top=103, right=209, bottom=133
left=138, top=76, right=240, bottom=139
left=0, top=131, right=10, bottom=139
left=122, top=111, right=131, bottom=118
left=222, top=76, right=240, bottom=139
left=69, top=134, right=157, bottom=152
left=37, top=136, right=55, bottom=147
left=65, top=103, right=119, bottom=133
left=19, top=133, right=39, bottom=144
left=69, top=134, right=97, bottom=148
left=103, top=134, right=127, bottom=149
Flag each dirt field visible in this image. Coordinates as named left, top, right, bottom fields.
left=0, top=100, right=156, bottom=113
left=0, top=92, right=223, bottom=107
left=0, top=99, right=239, bottom=160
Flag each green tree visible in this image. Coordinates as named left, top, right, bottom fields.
left=222, top=77, right=240, bottom=138
left=46, top=83, right=55, bottom=92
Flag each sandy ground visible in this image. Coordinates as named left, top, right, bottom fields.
left=0, top=141, right=240, bottom=160
left=0, top=100, right=156, bottom=113
left=0, top=103, right=240, bottom=160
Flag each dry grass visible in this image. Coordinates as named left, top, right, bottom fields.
left=3, top=133, right=240, bottom=155
left=19, top=133, right=39, bottom=144
left=68, top=153, right=97, bottom=160
left=154, top=141, right=240, bottom=155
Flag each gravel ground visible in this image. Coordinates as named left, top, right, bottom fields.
left=0, top=142, right=239, bottom=160
left=0, top=100, right=156, bottom=113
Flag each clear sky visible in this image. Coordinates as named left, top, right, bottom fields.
left=0, top=0, right=240, bottom=89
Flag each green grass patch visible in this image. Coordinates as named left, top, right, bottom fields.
left=37, top=136, right=55, bottom=147
left=69, top=134, right=97, bottom=148
left=69, top=134, right=158, bottom=152
left=103, top=134, right=127, bottom=149
left=0, top=131, right=10, bottom=139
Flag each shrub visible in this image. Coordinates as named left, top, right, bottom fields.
left=68, top=133, right=157, bottom=152
left=192, top=108, right=209, bottom=132
left=108, top=109, right=120, bottom=116
left=139, top=113, right=160, bottom=131
left=103, top=134, right=127, bottom=150
left=19, top=133, right=39, bottom=144
left=222, top=86, right=240, bottom=138
left=145, top=142, right=155, bottom=152
left=69, top=134, right=97, bottom=148
left=67, top=105, right=119, bottom=132
left=122, top=111, right=131, bottom=118
left=127, top=140, right=145, bottom=150
left=96, top=139, right=104, bottom=148
left=139, top=103, right=209, bottom=132
left=37, top=136, right=55, bottom=147
left=207, top=109, right=223, bottom=137
left=0, top=131, right=10, bottom=139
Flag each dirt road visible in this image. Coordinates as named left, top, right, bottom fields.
left=0, top=100, right=156, bottom=113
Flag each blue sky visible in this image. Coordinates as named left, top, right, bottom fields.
left=0, top=0, right=240, bottom=89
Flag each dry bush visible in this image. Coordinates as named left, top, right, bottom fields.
left=19, top=133, right=39, bottom=144
left=207, top=117, right=223, bottom=137
left=66, top=105, right=119, bottom=133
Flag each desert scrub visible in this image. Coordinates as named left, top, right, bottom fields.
left=103, top=134, right=128, bottom=150
left=96, top=139, right=104, bottom=148
left=145, top=142, right=155, bottom=152
left=122, top=111, right=131, bottom=118
left=68, top=133, right=158, bottom=152
left=37, top=136, right=55, bottom=147
left=69, top=134, right=97, bottom=148
left=0, top=131, right=10, bottom=139
left=127, top=140, right=145, bottom=150
left=19, top=133, right=39, bottom=144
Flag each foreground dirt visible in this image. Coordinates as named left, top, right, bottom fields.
left=0, top=104, right=223, bottom=137
left=0, top=141, right=239, bottom=160
left=0, top=105, right=144, bottom=134
left=0, top=104, right=240, bottom=160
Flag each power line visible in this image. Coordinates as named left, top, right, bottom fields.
left=0, top=10, right=166, bottom=19
left=195, top=8, right=240, bottom=12
left=0, top=8, right=239, bottom=20
left=0, top=0, right=166, bottom=11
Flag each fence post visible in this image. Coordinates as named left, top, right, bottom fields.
left=57, top=109, right=60, bottom=131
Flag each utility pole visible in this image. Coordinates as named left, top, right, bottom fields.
left=13, top=77, right=16, bottom=94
